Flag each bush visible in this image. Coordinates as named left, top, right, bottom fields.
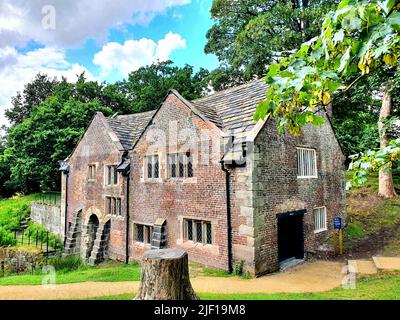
left=234, top=260, right=244, bottom=276
left=47, top=255, right=84, bottom=272
left=0, top=227, right=16, bottom=246
left=26, top=222, right=63, bottom=250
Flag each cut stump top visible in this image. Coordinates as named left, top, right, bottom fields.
left=143, top=249, right=186, bottom=260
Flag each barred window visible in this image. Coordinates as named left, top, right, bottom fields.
left=106, top=165, right=118, bottom=185
left=314, top=207, right=327, bottom=233
left=297, top=147, right=317, bottom=178
left=135, top=224, right=153, bottom=244
left=146, top=155, right=160, bottom=179
left=184, top=219, right=213, bottom=245
left=168, top=152, right=194, bottom=178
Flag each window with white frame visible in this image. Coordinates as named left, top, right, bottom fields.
left=168, top=152, right=193, bottom=178
left=146, top=155, right=160, bottom=179
left=105, top=165, right=118, bottom=185
left=314, top=207, right=327, bottom=233
left=184, top=219, right=212, bottom=244
left=297, top=147, right=317, bottom=178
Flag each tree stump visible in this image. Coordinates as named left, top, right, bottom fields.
left=135, top=249, right=199, bottom=300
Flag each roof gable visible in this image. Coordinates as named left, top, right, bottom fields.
left=191, top=78, right=267, bottom=134
left=107, top=110, right=156, bottom=150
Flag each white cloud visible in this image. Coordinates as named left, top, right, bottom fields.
left=93, top=32, right=186, bottom=78
left=0, top=0, right=191, bottom=49
left=0, top=46, right=95, bottom=128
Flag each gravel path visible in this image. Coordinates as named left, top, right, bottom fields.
left=0, top=261, right=345, bottom=300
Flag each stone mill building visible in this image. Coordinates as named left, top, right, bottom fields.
left=57, top=78, right=346, bottom=275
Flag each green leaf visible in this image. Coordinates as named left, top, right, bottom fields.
left=267, top=63, right=280, bottom=77
left=378, top=0, right=397, bottom=15
left=338, top=47, right=351, bottom=73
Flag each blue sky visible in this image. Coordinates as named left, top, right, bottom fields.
left=66, top=0, right=219, bottom=82
left=0, top=0, right=220, bottom=125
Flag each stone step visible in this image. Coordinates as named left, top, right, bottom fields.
left=348, top=260, right=377, bottom=274
left=372, top=257, right=400, bottom=270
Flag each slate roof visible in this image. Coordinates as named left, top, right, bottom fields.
left=191, top=78, right=267, bottom=133
left=107, top=110, right=156, bottom=150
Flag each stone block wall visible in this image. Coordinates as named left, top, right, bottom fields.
left=31, top=202, right=64, bottom=239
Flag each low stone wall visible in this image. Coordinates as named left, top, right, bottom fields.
left=0, top=247, right=43, bottom=276
left=31, top=202, right=64, bottom=239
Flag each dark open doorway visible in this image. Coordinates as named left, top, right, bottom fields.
left=277, top=210, right=305, bottom=262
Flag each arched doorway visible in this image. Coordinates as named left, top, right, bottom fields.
left=85, top=214, right=99, bottom=260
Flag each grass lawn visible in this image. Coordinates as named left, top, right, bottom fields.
left=0, top=260, right=237, bottom=286
left=0, top=262, right=141, bottom=286
left=87, top=271, right=400, bottom=300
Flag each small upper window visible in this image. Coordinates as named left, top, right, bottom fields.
left=168, top=152, right=193, bottom=178
left=146, top=155, right=160, bottom=179
left=106, top=197, right=122, bottom=216
left=88, top=164, right=96, bottom=180
left=106, top=165, right=118, bottom=185
left=297, top=147, right=317, bottom=178
left=314, top=207, right=327, bottom=233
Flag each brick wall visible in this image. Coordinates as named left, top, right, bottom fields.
left=129, top=94, right=230, bottom=270
left=64, top=113, right=127, bottom=261
left=252, top=114, right=346, bottom=275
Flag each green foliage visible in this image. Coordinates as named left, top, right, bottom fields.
left=0, top=62, right=210, bottom=195
left=0, top=226, right=16, bottom=246
left=255, top=0, right=400, bottom=136
left=47, top=255, right=84, bottom=272
left=121, top=61, right=210, bottom=113
left=347, top=138, right=400, bottom=189
left=25, top=222, right=63, bottom=250
left=234, top=260, right=244, bottom=275
left=346, top=221, right=366, bottom=239
left=0, top=194, right=61, bottom=249
left=206, top=0, right=337, bottom=83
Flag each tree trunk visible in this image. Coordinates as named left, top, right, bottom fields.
left=378, top=84, right=397, bottom=198
left=135, top=249, right=199, bottom=300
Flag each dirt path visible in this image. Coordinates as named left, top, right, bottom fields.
left=0, top=261, right=345, bottom=300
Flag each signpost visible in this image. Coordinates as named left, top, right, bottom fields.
left=333, top=217, right=343, bottom=255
